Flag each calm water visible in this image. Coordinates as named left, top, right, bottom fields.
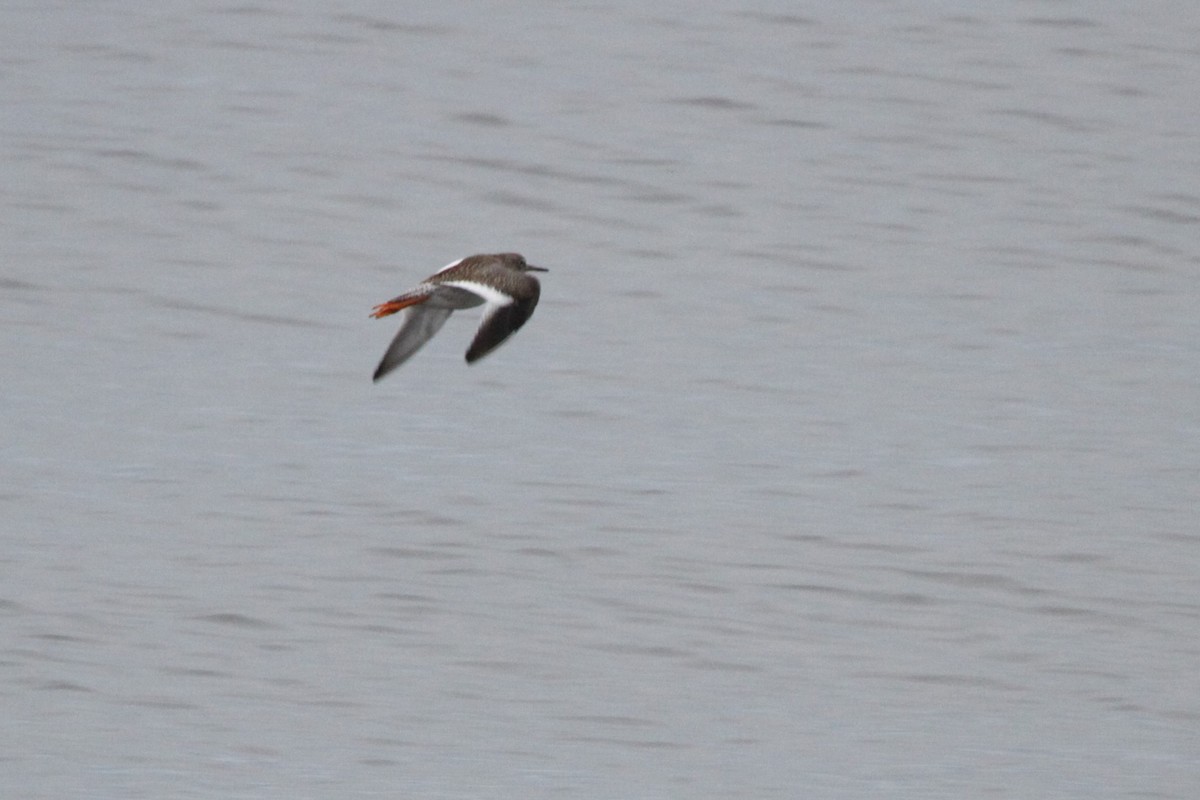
left=3, top=2, right=1199, bottom=798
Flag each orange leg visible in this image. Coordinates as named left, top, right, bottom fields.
left=370, top=294, right=428, bottom=318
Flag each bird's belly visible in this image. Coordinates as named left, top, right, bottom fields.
left=427, top=286, right=486, bottom=309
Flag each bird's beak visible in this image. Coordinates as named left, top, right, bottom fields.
left=527, top=265, right=549, bottom=272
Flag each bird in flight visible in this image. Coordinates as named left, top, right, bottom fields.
left=369, top=252, right=547, bottom=382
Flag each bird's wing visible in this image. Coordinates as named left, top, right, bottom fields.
left=372, top=305, right=454, bottom=381
left=465, top=293, right=539, bottom=363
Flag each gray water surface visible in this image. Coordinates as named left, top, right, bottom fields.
left=4, top=2, right=1199, bottom=798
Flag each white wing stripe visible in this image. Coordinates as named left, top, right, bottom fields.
left=439, top=279, right=514, bottom=307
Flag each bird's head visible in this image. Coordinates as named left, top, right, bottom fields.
left=502, top=253, right=548, bottom=272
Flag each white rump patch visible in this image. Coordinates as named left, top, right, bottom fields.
left=434, top=257, right=465, bottom=275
